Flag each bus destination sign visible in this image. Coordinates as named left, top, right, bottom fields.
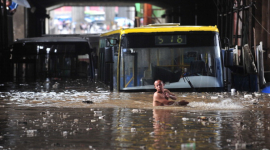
left=155, top=35, right=186, bottom=45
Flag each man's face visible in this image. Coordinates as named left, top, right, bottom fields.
left=154, top=81, right=164, bottom=92
left=6, top=2, right=11, bottom=6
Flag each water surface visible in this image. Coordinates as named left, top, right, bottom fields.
left=0, top=84, right=270, bottom=150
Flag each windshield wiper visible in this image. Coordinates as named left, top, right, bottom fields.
left=181, top=73, right=196, bottom=92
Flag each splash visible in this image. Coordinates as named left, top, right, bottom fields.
left=188, top=98, right=244, bottom=109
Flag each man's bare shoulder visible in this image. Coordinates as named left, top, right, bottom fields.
left=153, top=92, right=160, bottom=99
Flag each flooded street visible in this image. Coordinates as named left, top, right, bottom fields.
left=0, top=83, right=270, bottom=149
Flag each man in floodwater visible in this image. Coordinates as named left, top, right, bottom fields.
left=153, top=80, right=189, bottom=106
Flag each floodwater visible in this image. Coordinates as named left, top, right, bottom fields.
left=0, top=82, right=270, bottom=150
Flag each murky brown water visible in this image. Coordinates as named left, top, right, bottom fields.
left=0, top=83, right=270, bottom=149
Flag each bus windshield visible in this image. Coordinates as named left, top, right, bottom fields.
left=119, top=32, right=223, bottom=91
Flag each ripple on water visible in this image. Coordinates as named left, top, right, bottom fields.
left=1, top=91, right=269, bottom=110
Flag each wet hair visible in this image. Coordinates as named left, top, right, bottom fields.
left=154, top=80, right=163, bottom=85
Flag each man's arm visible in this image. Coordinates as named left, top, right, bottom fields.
left=164, top=89, right=177, bottom=100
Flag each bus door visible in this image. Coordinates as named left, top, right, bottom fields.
left=121, top=51, right=138, bottom=89
left=100, top=46, right=115, bottom=91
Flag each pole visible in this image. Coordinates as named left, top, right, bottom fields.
left=143, top=3, right=152, bottom=25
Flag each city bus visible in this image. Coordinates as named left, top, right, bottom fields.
left=9, top=34, right=99, bottom=91
left=99, top=24, right=224, bottom=92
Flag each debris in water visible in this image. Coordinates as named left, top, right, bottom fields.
left=209, top=117, right=216, bottom=123
left=181, top=143, right=196, bottom=149
left=131, top=128, right=136, bottom=132
left=182, top=117, right=189, bottom=121
left=198, top=116, right=208, bottom=121
left=235, top=142, right=247, bottom=149
left=210, top=96, right=218, bottom=99
left=218, top=95, right=224, bottom=98
left=42, top=123, right=48, bottom=127
left=231, top=88, right=236, bottom=95
left=63, top=131, right=68, bottom=137
left=139, top=146, right=146, bottom=149
left=26, top=130, right=37, bottom=137
left=82, top=100, right=94, bottom=104
left=99, top=116, right=105, bottom=119
left=149, top=132, right=155, bottom=136
left=94, top=111, right=102, bottom=114
left=52, top=82, right=60, bottom=89
left=244, top=94, right=252, bottom=99
left=236, top=122, right=243, bottom=127
left=17, top=121, right=27, bottom=125
left=132, top=109, right=139, bottom=113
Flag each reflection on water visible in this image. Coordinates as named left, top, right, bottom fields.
left=0, top=84, right=270, bottom=149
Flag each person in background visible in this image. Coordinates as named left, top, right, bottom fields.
left=153, top=80, right=189, bottom=106
left=1, top=0, right=18, bottom=15
left=8, top=0, right=17, bottom=15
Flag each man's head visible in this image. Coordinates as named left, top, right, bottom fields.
left=154, top=80, right=164, bottom=92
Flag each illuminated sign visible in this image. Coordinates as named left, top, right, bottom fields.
left=155, top=35, right=186, bottom=45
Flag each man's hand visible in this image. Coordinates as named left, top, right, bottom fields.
left=164, top=92, right=176, bottom=100
left=164, top=92, right=170, bottom=99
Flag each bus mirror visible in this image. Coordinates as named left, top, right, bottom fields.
left=106, top=38, right=118, bottom=46
left=111, top=39, right=118, bottom=45
left=105, top=47, right=113, bottom=63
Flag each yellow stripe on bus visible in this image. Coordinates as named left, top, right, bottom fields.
left=100, top=26, right=219, bottom=37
